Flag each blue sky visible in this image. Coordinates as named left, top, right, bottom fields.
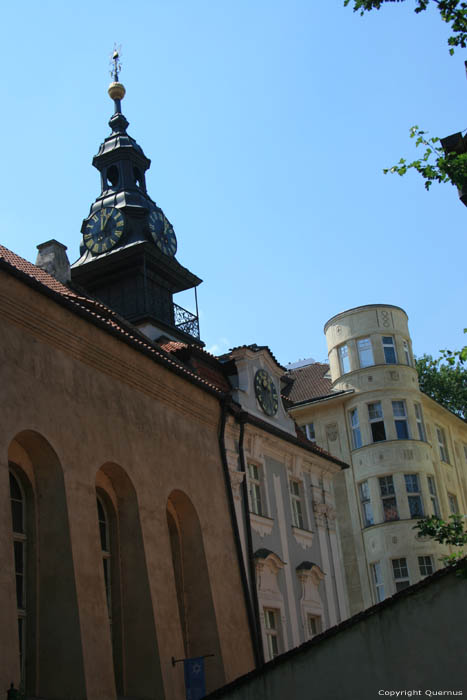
left=1, top=1, right=466, bottom=365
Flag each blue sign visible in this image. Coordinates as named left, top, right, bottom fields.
left=183, top=656, right=206, bottom=700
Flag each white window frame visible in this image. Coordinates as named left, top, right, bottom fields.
left=359, top=480, right=374, bottom=527
left=404, top=474, right=424, bottom=519
left=338, top=344, right=350, bottom=374
left=371, top=561, right=385, bottom=602
left=264, top=607, right=282, bottom=660
left=247, top=462, right=266, bottom=517
left=393, top=400, right=410, bottom=440
left=392, top=557, right=410, bottom=592
left=403, top=339, right=411, bottom=366
left=427, top=476, right=441, bottom=517
left=290, top=479, right=305, bottom=530
left=382, top=336, right=397, bottom=364
left=414, top=403, right=426, bottom=442
left=357, top=337, right=374, bottom=368
left=448, top=493, right=459, bottom=514
left=379, top=475, right=399, bottom=521
left=349, top=408, right=362, bottom=449
left=307, top=613, right=322, bottom=638
left=368, top=402, right=386, bottom=442
left=436, top=427, right=449, bottom=463
left=418, top=555, right=434, bottom=577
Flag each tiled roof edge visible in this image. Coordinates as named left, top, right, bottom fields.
left=230, top=407, right=348, bottom=469
left=0, top=257, right=224, bottom=399
left=289, top=389, right=354, bottom=408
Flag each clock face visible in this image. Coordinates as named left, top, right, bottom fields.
left=84, top=207, right=124, bottom=255
left=254, top=369, right=278, bottom=416
left=148, top=208, right=177, bottom=257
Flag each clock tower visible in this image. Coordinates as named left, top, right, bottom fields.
left=71, top=52, right=202, bottom=345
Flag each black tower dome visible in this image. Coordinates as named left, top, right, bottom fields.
left=71, top=55, right=202, bottom=345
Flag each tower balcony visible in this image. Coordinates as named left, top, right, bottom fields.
left=174, top=302, right=200, bottom=340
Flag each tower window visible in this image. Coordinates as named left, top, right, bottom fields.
left=338, top=344, right=350, bottom=374
left=392, top=557, right=410, bottom=591
left=368, top=402, right=386, bottom=442
left=359, top=480, right=374, bottom=527
left=392, top=401, right=409, bottom=440
left=382, top=336, right=397, bottom=364
left=106, top=165, right=119, bottom=187
left=427, top=476, right=441, bottom=517
left=379, top=476, right=399, bottom=521
left=133, top=167, right=143, bottom=188
left=371, top=562, right=385, bottom=602
left=349, top=408, right=362, bottom=449
left=404, top=474, right=424, bottom=518
left=357, top=338, right=374, bottom=368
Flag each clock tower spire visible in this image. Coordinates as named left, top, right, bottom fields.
left=71, top=51, right=202, bottom=345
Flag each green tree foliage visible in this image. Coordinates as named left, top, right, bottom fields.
left=344, top=1, right=467, bottom=54
left=415, top=514, right=467, bottom=572
left=383, top=126, right=467, bottom=191
left=416, top=347, right=467, bottom=419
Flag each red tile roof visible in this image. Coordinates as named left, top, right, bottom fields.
left=283, top=362, right=333, bottom=404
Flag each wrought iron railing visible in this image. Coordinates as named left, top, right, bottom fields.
left=173, top=303, right=200, bottom=340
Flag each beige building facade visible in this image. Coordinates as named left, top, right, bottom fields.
left=287, top=304, right=467, bottom=614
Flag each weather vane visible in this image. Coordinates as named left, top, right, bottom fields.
left=110, top=44, right=122, bottom=82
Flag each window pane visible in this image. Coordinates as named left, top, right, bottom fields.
left=363, top=502, right=374, bottom=526
left=371, top=421, right=386, bottom=442
left=404, top=474, right=419, bottom=493
left=392, top=401, right=406, bottom=417
left=408, top=495, right=424, bottom=518
left=368, top=403, right=383, bottom=420
left=382, top=497, right=398, bottom=521
left=418, top=555, right=434, bottom=577
left=358, top=338, right=374, bottom=368
left=339, top=345, right=350, bottom=373
left=395, top=580, right=410, bottom=592
left=395, top=420, right=409, bottom=439
left=379, top=476, right=395, bottom=496
left=11, top=501, right=24, bottom=534
left=382, top=337, right=397, bottom=364
left=392, top=558, right=408, bottom=578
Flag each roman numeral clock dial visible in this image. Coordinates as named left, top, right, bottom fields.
left=148, top=207, right=177, bottom=257
left=83, top=207, right=125, bottom=255
left=254, top=369, right=279, bottom=417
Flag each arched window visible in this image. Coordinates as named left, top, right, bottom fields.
left=9, top=470, right=27, bottom=685
left=97, top=495, right=111, bottom=620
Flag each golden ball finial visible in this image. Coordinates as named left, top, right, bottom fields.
left=108, top=81, right=126, bottom=101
